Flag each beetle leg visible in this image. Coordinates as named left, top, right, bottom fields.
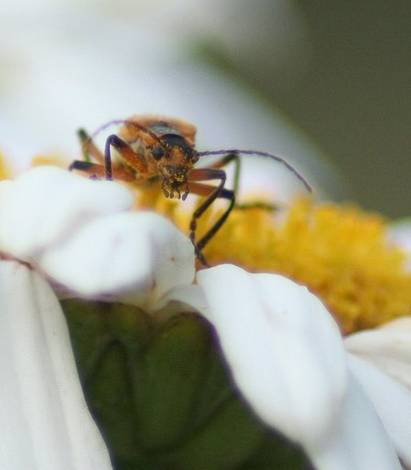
left=209, top=152, right=278, bottom=212
left=209, top=152, right=241, bottom=194
left=77, top=128, right=105, bottom=163
left=187, top=168, right=235, bottom=266
left=69, top=161, right=135, bottom=182
left=105, top=134, right=147, bottom=181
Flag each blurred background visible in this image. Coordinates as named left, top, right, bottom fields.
left=0, top=0, right=410, bottom=216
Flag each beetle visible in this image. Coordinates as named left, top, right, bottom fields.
left=69, top=115, right=311, bottom=266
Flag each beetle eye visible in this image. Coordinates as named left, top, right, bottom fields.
left=152, top=146, right=165, bottom=160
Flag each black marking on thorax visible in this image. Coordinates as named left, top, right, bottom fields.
left=149, top=122, right=180, bottom=137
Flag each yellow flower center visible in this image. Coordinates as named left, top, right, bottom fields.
left=18, top=155, right=411, bottom=335
left=0, top=153, right=11, bottom=179
left=148, top=191, right=411, bottom=334
left=31, top=155, right=68, bottom=168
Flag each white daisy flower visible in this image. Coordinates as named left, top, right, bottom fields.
left=0, top=262, right=112, bottom=470
left=389, top=220, right=411, bottom=272
left=0, top=166, right=194, bottom=308
left=0, top=166, right=194, bottom=469
left=1, top=165, right=411, bottom=469
left=169, top=264, right=411, bottom=469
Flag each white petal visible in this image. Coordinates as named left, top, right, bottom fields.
left=164, top=283, right=209, bottom=311
left=194, top=264, right=347, bottom=449
left=345, top=317, right=411, bottom=390
left=310, top=372, right=401, bottom=470
left=40, top=212, right=195, bottom=310
left=177, top=265, right=401, bottom=469
left=0, top=261, right=112, bottom=470
left=0, top=166, right=133, bottom=261
left=0, top=166, right=194, bottom=309
left=389, top=220, right=411, bottom=255
left=348, top=354, right=411, bottom=468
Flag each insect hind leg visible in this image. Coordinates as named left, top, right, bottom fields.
left=212, top=152, right=277, bottom=212
left=187, top=168, right=235, bottom=266
left=77, top=128, right=105, bottom=163
left=194, top=188, right=235, bottom=266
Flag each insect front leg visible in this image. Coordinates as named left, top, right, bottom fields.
left=187, top=168, right=235, bottom=266
left=69, top=161, right=135, bottom=182
left=105, top=134, right=147, bottom=181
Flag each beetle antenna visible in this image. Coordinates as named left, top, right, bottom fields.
left=89, top=119, right=166, bottom=148
left=89, top=120, right=127, bottom=139
left=197, top=149, right=312, bottom=192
